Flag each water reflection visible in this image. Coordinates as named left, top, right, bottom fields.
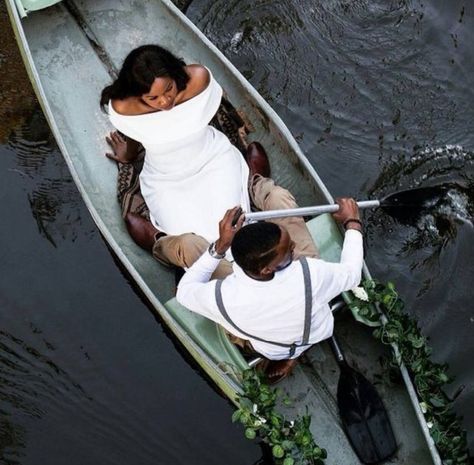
left=0, top=416, right=25, bottom=465
left=8, top=110, right=88, bottom=247
left=0, top=3, right=37, bottom=144
left=0, top=328, right=91, bottom=463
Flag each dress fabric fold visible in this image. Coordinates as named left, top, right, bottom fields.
left=109, top=70, right=250, bottom=242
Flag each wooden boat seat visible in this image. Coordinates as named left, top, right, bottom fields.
left=14, top=0, right=62, bottom=17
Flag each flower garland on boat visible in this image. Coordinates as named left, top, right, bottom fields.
left=233, top=369, right=327, bottom=465
left=235, top=281, right=470, bottom=465
left=350, top=280, right=470, bottom=465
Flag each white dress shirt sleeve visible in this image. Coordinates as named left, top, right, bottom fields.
left=176, top=251, right=223, bottom=321
left=311, top=229, right=363, bottom=303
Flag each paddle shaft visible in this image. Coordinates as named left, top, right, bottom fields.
left=328, top=335, right=345, bottom=364
left=245, top=200, right=380, bottom=221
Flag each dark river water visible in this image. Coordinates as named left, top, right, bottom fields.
left=1, top=1, right=473, bottom=464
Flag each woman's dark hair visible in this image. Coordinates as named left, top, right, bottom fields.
left=231, top=222, right=281, bottom=275
left=100, top=45, right=190, bottom=109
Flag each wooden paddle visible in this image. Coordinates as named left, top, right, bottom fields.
left=328, top=335, right=397, bottom=464
left=244, top=185, right=447, bottom=222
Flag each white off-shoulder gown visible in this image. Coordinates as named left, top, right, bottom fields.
left=108, top=71, right=250, bottom=243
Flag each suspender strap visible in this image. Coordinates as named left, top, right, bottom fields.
left=215, top=280, right=293, bottom=349
left=214, top=257, right=314, bottom=357
left=300, top=256, right=313, bottom=345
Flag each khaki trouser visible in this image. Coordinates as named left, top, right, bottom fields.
left=152, top=175, right=319, bottom=279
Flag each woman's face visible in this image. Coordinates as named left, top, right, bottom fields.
left=141, top=76, right=179, bottom=111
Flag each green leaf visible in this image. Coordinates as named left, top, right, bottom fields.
left=302, top=415, right=311, bottom=429
left=239, top=398, right=253, bottom=410
left=312, top=446, right=323, bottom=457
left=271, top=413, right=283, bottom=428
left=272, top=445, right=285, bottom=458
left=281, top=440, right=295, bottom=451
left=438, top=372, right=450, bottom=384
left=429, top=397, right=446, bottom=408
left=382, top=293, right=390, bottom=304
left=231, top=410, right=242, bottom=423
left=283, top=458, right=295, bottom=465
left=245, top=428, right=256, bottom=440
left=301, top=434, right=312, bottom=446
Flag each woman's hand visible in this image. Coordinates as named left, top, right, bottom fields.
left=214, top=206, right=245, bottom=255
left=105, top=131, right=139, bottom=163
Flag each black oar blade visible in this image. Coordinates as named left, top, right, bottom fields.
left=381, top=185, right=449, bottom=207
left=380, top=185, right=449, bottom=223
left=337, top=364, right=397, bottom=464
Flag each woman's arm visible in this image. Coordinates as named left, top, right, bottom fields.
left=105, top=131, right=142, bottom=163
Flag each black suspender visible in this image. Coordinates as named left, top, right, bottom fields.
left=214, top=257, right=313, bottom=358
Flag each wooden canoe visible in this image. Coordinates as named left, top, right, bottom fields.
left=6, top=1, right=441, bottom=463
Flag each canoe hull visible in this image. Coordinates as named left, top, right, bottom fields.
left=7, top=1, right=441, bottom=463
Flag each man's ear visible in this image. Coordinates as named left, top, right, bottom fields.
left=260, top=266, right=274, bottom=276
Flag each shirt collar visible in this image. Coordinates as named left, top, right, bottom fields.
left=232, top=260, right=301, bottom=285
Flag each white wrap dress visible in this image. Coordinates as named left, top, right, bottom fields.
left=109, top=70, right=250, bottom=243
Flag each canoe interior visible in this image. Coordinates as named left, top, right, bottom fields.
left=10, top=0, right=439, bottom=463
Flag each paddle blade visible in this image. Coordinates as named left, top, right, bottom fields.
left=337, top=364, right=397, bottom=464
left=380, top=185, right=449, bottom=223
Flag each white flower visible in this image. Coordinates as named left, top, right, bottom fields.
left=257, top=415, right=267, bottom=424
left=252, top=404, right=258, bottom=414
left=352, top=286, right=369, bottom=301
left=289, top=420, right=295, bottom=428
left=420, top=402, right=428, bottom=414
left=427, top=421, right=433, bottom=429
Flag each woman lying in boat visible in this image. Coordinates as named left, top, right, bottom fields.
left=176, top=199, right=364, bottom=382
left=101, top=45, right=313, bottom=275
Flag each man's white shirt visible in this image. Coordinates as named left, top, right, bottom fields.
left=176, top=229, right=363, bottom=360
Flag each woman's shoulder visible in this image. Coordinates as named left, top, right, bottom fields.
left=110, top=97, right=144, bottom=116
left=184, top=64, right=211, bottom=98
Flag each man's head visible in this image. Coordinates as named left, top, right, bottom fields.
left=231, top=222, right=295, bottom=280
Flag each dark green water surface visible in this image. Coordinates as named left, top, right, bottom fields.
left=1, top=1, right=473, bottom=463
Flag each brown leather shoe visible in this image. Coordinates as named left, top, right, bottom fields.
left=124, top=213, right=165, bottom=252
left=245, top=141, right=271, bottom=178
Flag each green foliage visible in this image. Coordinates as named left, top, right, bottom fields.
left=350, top=280, right=470, bottom=465
left=234, top=369, right=326, bottom=465
left=233, top=282, right=470, bottom=464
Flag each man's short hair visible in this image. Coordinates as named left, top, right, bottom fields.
left=231, top=222, right=281, bottom=274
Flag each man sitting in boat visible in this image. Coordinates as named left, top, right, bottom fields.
left=176, top=199, right=364, bottom=382
left=102, top=45, right=316, bottom=279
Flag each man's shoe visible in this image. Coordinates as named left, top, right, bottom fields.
left=124, top=213, right=165, bottom=252
left=245, top=141, right=271, bottom=178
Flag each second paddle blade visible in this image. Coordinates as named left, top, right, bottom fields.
left=337, top=363, right=397, bottom=464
